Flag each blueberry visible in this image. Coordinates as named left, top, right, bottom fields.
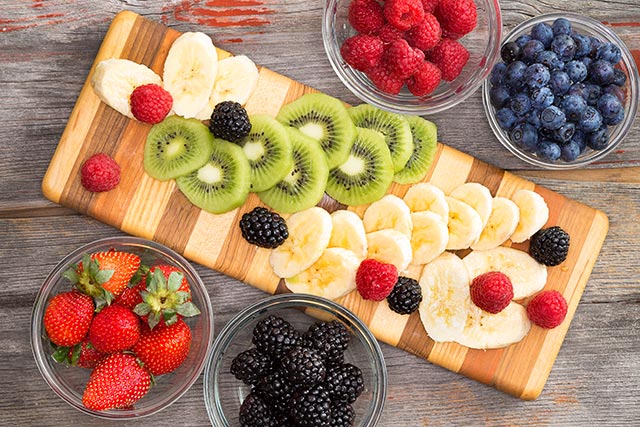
left=551, top=34, right=576, bottom=61
left=612, top=68, right=627, bottom=87
left=531, top=22, right=554, bottom=48
left=553, top=122, right=576, bottom=143
left=510, top=92, right=532, bottom=116
left=510, top=123, right=539, bottom=152
left=501, top=41, right=521, bottom=63
left=540, top=106, right=566, bottom=130
left=531, top=87, right=555, bottom=110
left=564, top=60, right=588, bottom=83
left=560, top=94, right=588, bottom=122
left=581, top=57, right=593, bottom=69
left=596, top=43, right=622, bottom=64
left=489, top=85, right=511, bottom=108
left=603, top=108, right=625, bottom=126
left=578, top=106, right=603, bottom=132
left=586, top=127, right=610, bottom=150
left=583, top=84, right=602, bottom=106
left=589, top=36, right=603, bottom=57
left=589, top=60, right=615, bottom=85
left=549, top=71, right=571, bottom=96
left=560, top=141, right=582, bottom=161
left=521, top=40, right=546, bottom=64
left=603, top=84, right=625, bottom=102
left=505, top=61, right=528, bottom=91
left=597, top=93, right=623, bottom=119
left=571, top=129, right=587, bottom=153
left=515, top=34, right=532, bottom=49
left=524, top=63, right=551, bottom=89
left=567, top=82, right=587, bottom=98
left=572, top=34, right=592, bottom=59
left=526, top=110, right=542, bottom=128
left=536, top=140, right=562, bottom=161
left=496, top=108, right=518, bottom=130
left=552, top=18, right=572, bottom=36
left=489, top=62, right=507, bottom=86
left=534, top=50, right=564, bottom=71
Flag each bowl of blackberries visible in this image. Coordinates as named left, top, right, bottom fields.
left=203, top=294, right=387, bottom=426
left=482, top=12, right=639, bottom=168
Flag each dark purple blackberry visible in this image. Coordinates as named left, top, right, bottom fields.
left=239, top=207, right=289, bottom=249
left=329, top=403, right=355, bottom=427
left=289, top=385, right=332, bottom=427
left=255, top=370, right=297, bottom=415
left=252, top=315, right=301, bottom=357
left=209, top=101, right=251, bottom=142
left=303, top=321, right=350, bottom=366
left=230, top=348, right=274, bottom=385
left=386, top=276, right=422, bottom=315
left=323, top=363, right=364, bottom=404
left=239, top=393, right=278, bottom=427
left=529, top=226, right=570, bottom=266
left=280, top=346, right=326, bottom=387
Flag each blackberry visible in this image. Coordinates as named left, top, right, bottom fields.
left=386, top=276, right=422, bottom=315
left=303, top=321, right=350, bottom=366
left=323, top=363, right=364, bottom=404
left=290, top=385, right=332, bottom=427
left=280, top=346, right=326, bottom=387
left=239, top=393, right=278, bottom=427
left=231, top=348, right=274, bottom=385
left=255, top=370, right=297, bottom=415
left=239, top=207, right=289, bottom=249
left=529, top=226, right=570, bottom=266
left=209, top=101, right=251, bottom=142
left=330, top=403, right=355, bottom=427
left=253, top=315, right=301, bottom=357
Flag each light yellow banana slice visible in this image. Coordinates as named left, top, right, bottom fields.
left=455, top=301, right=531, bottom=350
left=329, top=210, right=367, bottom=259
left=471, top=197, right=520, bottom=251
left=510, top=189, right=550, bottom=243
left=269, top=207, right=332, bottom=278
left=462, top=246, right=547, bottom=299
left=449, top=182, right=493, bottom=228
left=445, top=196, right=483, bottom=250
left=403, top=183, right=449, bottom=222
left=410, top=211, right=448, bottom=265
left=363, top=194, right=413, bottom=237
left=366, top=229, right=413, bottom=272
left=285, top=248, right=360, bottom=300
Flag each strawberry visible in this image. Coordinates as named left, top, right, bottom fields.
left=58, top=337, right=105, bottom=369
left=133, top=319, right=192, bottom=376
left=44, top=291, right=94, bottom=347
left=114, top=281, right=146, bottom=310
left=82, top=353, right=151, bottom=411
left=88, top=304, right=141, bottom=353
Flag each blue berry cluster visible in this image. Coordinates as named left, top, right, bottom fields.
left=490, top=18, right=627, bottom=162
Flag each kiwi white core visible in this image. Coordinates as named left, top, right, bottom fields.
left=167, top=138, right=186, bottom=158
left=299, top=123, right=325, bottom=140
left=339, top=155, right=365, bottom=176
left=197, top=163, right=222, bottom=184
left=243, top=141, right=265, bottom=161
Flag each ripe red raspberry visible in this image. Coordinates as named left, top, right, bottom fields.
left=130, top=83, right=173, bottom=124
left=80, top=153, right=121, bottom=193
left=435, top=0, right=477, bottom=39
left=470, top=271, right=514, bottom=314
left=406, top=13, right=442, bottom=51
left=526, top=290, right=568, bottom=329
left=356, top=259, right=399, bottom=301
left=407, top=60, right=441, bottom=96
left=378, top=24, right=406, bottom=44
left=341, top=35, right=384, bottom=72
left=383, top=0, right=426, bottom=31
left=366, top=64, right=406, bottom=94
left=428, top=38, right=469, bottom=81
left=420, top=0, right=440, bottom=13
left=348, top=0, right=385, bottom=35
left=383, top=38, right=425, bottom=79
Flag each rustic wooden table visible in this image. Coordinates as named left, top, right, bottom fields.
left=1, top=1, right=638, bottom=426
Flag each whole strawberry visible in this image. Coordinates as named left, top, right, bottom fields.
left=44, top=291, right=94, bottom=347
left=356, top=259, right=399, bottom=301
left=63, top=338, right=105, bottom=369
left=82, top=353, right=151, bottom=411
left=88, top=304, right=141, bottom=353
left=133, top=318, right=192, bottom=376
left=470, top=271, right=514, bottom=314
left=113, top=281, right=146, bottom=310
left=527, top=290, right=568, bottom=329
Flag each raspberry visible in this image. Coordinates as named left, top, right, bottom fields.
left=348, top=0, right=385, bottom=35
left=366, top=63, right=405, bottom=94
left=340, top=35, right=384, bottom=72
left=383, top=38, right=425, bottom=79
left=378, top=24, right=406, bottom=44
left=435, top=0, right=477, bottom=39
left=384, top=0, right=426, bottom=31
left=470, top=271, right=514, bottom=314
left=420, top=0, right=440, bottom=13
left=129, top=83, right=173, bottom=124
left=526, top=290, right=568, bottom=329
left=406, top=13, right=442, bottom=51
left=407, top=60, right=442, bottom=96
left=80, top=153, right=121, bottom=192
left=356, top=259, right=398, bottom=301
left=428, top=38, right=469, bottom=81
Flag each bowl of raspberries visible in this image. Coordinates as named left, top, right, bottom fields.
left=323, top=0, right=502, bottom=114
left=483, top=13, right=639, bottom=168
left=31, top=237, right=214, bottom=419
left=204, top=293, right=387, bottom=426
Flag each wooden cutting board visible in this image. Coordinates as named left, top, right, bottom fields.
left=42, top=11, right=609, bottom=400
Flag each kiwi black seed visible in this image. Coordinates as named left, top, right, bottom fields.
left=393, top=116, right=438, bottom=184
left=175, top=139, right=250, bottom=214
left=348, top=104, right=413, bottom=173
left=276, top=93, right=356, bottom=169
left=257, top=127, right=329, bottom=214
left=325, top=127, right=394, bottom=207
left=143, top=115, right=214, bottom=181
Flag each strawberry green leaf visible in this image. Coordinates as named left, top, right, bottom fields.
left=175, top=291, right=190, bottom=304
left=148, top=311, right=161, bottom=330
left=69, top=343, right=82, bottom=366
left=134, top=302, right=151, bottom=316
left=95, top=268, right=114, bottom=285
left=130, top=264, right=150, bottom=286
left=52, top=345, right=70, bottom=363
left=62, top=268, right=79, bottom=283
left=88, top=256, right=100, bottom=277
left=163, top=310, right=178, bottom=326
left=167, top=272, right=184, bottom=292
left=175, top=301, right=200, bottom=317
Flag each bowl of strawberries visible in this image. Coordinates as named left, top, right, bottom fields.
left=323, top=0, right=502, bottom=114
left=30, top=236, right=214, bottom=419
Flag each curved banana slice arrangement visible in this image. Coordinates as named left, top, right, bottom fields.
left=471, top=197, right=520, bottom=251
left=449, top=182, right=493, bottom=228
left=445, top=196, right=483, bottom=250
left=363, top=194, right=413, bottom=237
left=403, top=183, right=449, bottom=222
left=329, top=210, right=368, bottom=259
left=366, top=229, right=413, bottom=272
left=410, top=211, right=448, bottom=265
left=510, top=189, right=549, bottom=243
left=456, top=301, right=531, bottom=350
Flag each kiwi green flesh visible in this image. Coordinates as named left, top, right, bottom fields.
left=393, top=116, right=438, bottom=184
left=175, top=139, right=250, bottom=214
left=257, top=128, right=329, bottom=214
left=236, top=114, right=293, bottom=192
left=144, top=116, right=214, bottom=181
left=348, top=104, right=413, bottom=173
left=325, top=127, right=394, bottom=207
left=276, top=93, right=355, bottom=170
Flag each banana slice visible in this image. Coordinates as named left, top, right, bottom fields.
left=510, top=189, right=550, bottom=243
left=410, top=211, right=448, bottom=265
left=163, top=32, right=218, bottom=119
left=403, top=183, right=449, bottom=222
left=91, top=58, right=162, bottom=118
left=462, top=246, right=547, bottom=299
left=418, top=252, right=470, bottom=342
left=329, top=210, right=368, bottom=259
left=449, top=182, right=493, bottom=228
left=285, top=248, right=360, bottom=300
left=366, top=229, right=413, bottom=272
left=445, top=196, right=483, bottom=250
left=270, top=207, right=332, bottom=278
left=363, top=194, right=413, bottom=237
left=471, top=197, right=520, bottom=251
left=455, top=301, right=531, bottom=350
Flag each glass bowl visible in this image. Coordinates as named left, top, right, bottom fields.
left=204, top=294, right=387, bottom=426
left=31, top=236, right=214, bottom=419
left=482, top=12, right=639, bottom=169
left=322, top=0, right=502, bottom=114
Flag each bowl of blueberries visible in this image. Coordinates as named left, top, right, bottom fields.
left=482, top=12, right=639, bottom=168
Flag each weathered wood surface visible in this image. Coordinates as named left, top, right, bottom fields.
left=1, top=1, right=639, bottom=426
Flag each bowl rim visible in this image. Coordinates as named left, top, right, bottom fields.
left=30, top=236, right=215, bottom=419
left=482, top=11, right=640, bottom=169
left=203, top=293, right=388, bottom=427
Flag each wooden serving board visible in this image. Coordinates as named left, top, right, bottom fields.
left=42, top=11, right=609, bottom=400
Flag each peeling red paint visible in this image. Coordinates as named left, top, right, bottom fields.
left=603, top=21, right=640, bottom=27
left=224, top=38, right=244, bottom=43
left=164, top=0, right=273, bottom=28
left=31, top=0, right=45, bottom=8
left=631, top=50, right=640, bottom=70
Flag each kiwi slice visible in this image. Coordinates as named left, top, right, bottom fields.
left=235, top=114, right=293, bottom=192
left=257, top=127, right=329, bottom=214
left=276, top=93, right=356, bottom=169
left=393, top=116, right=438, bottom=184
left=144, top=116, right=214, bottom=181
left=175, top=139, right=250, bottom=214
left=325, top=127, right=394, bottom=207
left=348, top=104, right=413, bottom=173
